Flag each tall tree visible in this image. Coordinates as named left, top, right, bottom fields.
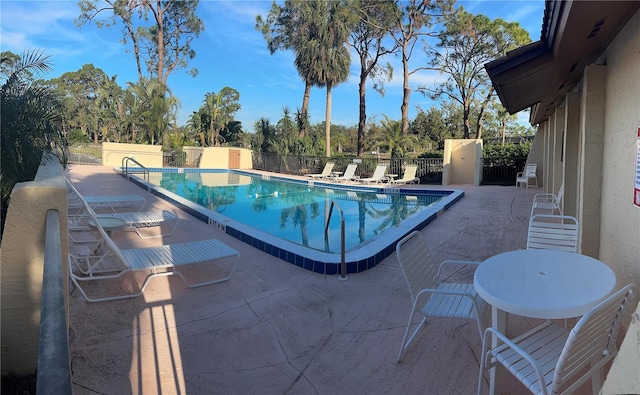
left=409, top=107, right=450, bottom=150
left=256, top=0, right=320, bottom=138
left=196, top=87, right=241, bottom=147
left=349, top=0, right=396, bottom=156
left=422, top=7, right=530, bottom=138
left=50, top=64, right=110, bottom=143
left=307, top=0, right=353, bottom=158
left=387, top=0, right=454, bottom=135
left=76, top=0, right=204, bottom=85
left=126, top=77, right=177, bottom=145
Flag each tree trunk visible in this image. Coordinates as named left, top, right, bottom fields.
left=475, top=87, right=494, bottom=139
left=156, top=0, right=165, bottom=84
left=401, top=48, right=411, bottom=135
left=325, top=83, right=332, bottom=158
left=300, top=81, right=311, bottom=138
left=357, top=63, right=367, bottom=157
left=123, top=17, right=143, bottom=80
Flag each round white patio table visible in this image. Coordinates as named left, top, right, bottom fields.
left=474, top=249, right=616, bottom=395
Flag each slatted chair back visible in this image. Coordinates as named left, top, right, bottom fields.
left=524, top=163, right=537, bottom=177
left=555, top=183, right=565, bottom=204
left=527, top=214, right=579, bottom=253
left=342, top=163, right=358, bottom=179
left=550, top=284, right=635, bottom=395
left=396, top=231, right=438, bottom=308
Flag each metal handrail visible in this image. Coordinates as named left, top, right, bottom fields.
left=122, top=156, right=149, bottom=181
left=37, top=210, right=72, bottom=394
left=324, top=200, right=348, bottom=281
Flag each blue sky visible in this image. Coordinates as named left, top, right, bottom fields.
left=1, top=0, right=545, bottom=131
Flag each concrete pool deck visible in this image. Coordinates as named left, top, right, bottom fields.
left=66, top=165, right=596, bottom=394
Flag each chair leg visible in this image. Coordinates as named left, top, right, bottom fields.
left=397, top=311, right=427, bottom=362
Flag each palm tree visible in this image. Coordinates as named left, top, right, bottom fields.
left=299, top=0, right=352, bottom=157
left=203, top=91, right=224, bottom=147
left=127, top=78, right=177, bottom=145
left=1, top=50, right=65, bottom=238
left=375, top=116, right=418, bottom=158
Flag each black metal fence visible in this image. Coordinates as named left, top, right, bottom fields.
left=252, top=153, right=444, bottom=184
left=481, top=156, right=528, bottom=186
left=67, top=144, right=102, bottom=165
left=67, top=144, right=525, bottom=186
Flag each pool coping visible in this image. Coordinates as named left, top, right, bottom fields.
left=117, top=167, right=464, bottom=275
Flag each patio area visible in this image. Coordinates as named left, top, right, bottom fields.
left=65, top=165, right=595, bottom=394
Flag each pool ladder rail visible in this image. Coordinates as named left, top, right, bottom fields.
left=324, top=200, right=348, bottom=281
left=122, top=156, right=149, bottom=181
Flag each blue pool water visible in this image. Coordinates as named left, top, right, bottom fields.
left=127, top=169, right=463, bottom=274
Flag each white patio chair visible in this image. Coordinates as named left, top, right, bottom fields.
left=531, top=182, right=564, bottom=216
left=395, top=231, right=487, bottom=361
left=333, top=163, right=359, bottom=183
left=359, top=164, right=388, bottom=184
left=389, top=164, right=419, bottom=184
left=516, top=163, right=538, bottom=188
left=305, top=162, right=335, bottom=179
left=477, top=283, right=636, bottom=395
left=527, top=214, right=579, bottom=253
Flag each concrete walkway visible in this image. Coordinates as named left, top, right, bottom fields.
left=66, top=165, right=592, bottom=394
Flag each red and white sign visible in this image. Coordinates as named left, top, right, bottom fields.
left=635, top=127, right=640, bottom=207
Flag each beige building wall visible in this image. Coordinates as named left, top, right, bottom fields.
left=595, top=11, right=640, bottom=290
left=563, top=92, right=581, bottom=218
left=442, top=139, right=482, bottom=185
left=600, top=17, right=640, bottom=383
left=0, top=156, right=69, bottom=374
left=198, top=147, right=253, bottom=169
left=102, top=142, right=163, bottom=168
left=526, top=12, right=640, bottom=392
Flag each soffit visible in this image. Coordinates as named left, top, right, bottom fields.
left=486, top=0, right=640, bottom=125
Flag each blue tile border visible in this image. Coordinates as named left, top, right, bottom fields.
left=120, top=168, right=464, bottom=275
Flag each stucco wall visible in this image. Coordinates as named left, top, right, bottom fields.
left=597, top=9, right=640, bottom=290
left=198, top=147, right=253, bottom=169
left=442, top=139, right=482, bottom=185
left=102, top=142, right=163, bottom=168
left=527, top=125, right=545, bottom=188
left=0, top=155, right=69, bottom=375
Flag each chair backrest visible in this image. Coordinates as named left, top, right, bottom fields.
left=371, top=165, right=387, bottom=179
left=342, top=163, right=358, bottom=178
left=401, top=165, right=418, bottom=181
left=555, top=183, right=565, bottom=203
left=321, top=162, right=335, bottom=176
left=527, top=214, right=579, bottom=252
left=396, top=231, right=438, bottom=306
left=525, top=163, right=537, bottom=177
left=552, top=284, right=635, bottom=394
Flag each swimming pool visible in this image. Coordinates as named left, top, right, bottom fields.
left=123, top=168, right=463, bottom=274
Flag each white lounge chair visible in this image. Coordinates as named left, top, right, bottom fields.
left=333, top=163, right=359, bottom=183
left=516, top=163, right=538, bottom=188
left=66, top=178, right=175, bottom=239
left=527, top=214, right=579, bottom=253
left=477, top=284, right=636, bottom=395
left=395, top=231, right=487, bottom=361
left=305, top=162, right=335, bottom=179
left=97, top=209, right=180, bottom=239
left=66, top=178, right=146, bottom=220
left=69, top=211, right=239, bottom=302
left=359, top=164, right=388, bottom=184
left=531, top=182, right=564, bottom=216
left=390, top=164, right=419, bottom=184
